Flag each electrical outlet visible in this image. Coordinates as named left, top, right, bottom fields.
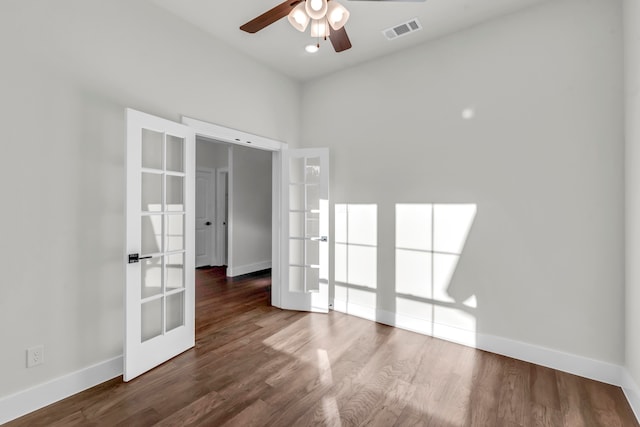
left=26, top=345, right=44, bottom=368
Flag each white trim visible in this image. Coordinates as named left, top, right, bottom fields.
left=271, top=151, right=282, bottom=308
left=0, top=356, right=122, bottom=425
left=227, top=148, right=234, bottom=273
left=623, top=369, right=640, bottom=421
left=474, top=334, right=622, bottom=387
left=333, top=299, right=627, bottom=388
left=182, top=117, right=285, bottom=152
left=227, top=260, right=272, bottom=277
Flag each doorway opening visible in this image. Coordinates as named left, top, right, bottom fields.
left=195, top=136, right=273, bottom=316
left=195, top=138, right=229, bottom=269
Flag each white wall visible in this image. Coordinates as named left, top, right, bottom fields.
left=229, top=146, right=272, bottom=275
left=302, top=0, right=624, bottom=364
left=625, top=0, right=640, bottom=406
left=0, top=0, right=299, bottom=399
left=197, top=138, right=229, bottom=170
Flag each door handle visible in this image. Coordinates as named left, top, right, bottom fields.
left=128, top=253, right=152, bottom=264
left=311, top=236, right=328, bottom=242
left=205, top=221, right=212, bottom=226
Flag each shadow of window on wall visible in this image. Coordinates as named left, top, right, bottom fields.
left=334, top=204, right=378, bottom=318
left=395, top=203, right=477, bottom=346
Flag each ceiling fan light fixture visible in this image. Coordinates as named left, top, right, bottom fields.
left=327, top=1, right=350, bottom=30
left=287, top=2, right=310, bottom=32
left=310, top=19, right=329, bottom=38
left=305, top=0, right=328, bottom=20
left=305, top=44, right=319, bottom=53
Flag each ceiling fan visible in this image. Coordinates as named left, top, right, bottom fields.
left=240, top=0, right=353, bottom=53
left=240, top=0, right=426, bottom=53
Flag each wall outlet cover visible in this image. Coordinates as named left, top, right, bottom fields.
left=27, top=345, right=44, bottom=368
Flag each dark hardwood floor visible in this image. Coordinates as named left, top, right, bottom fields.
left=7, top=267, right=638, bottom=426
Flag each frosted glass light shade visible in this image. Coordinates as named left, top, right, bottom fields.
left=310, top=19, right=329, bottom=38
left=305, top=0, right=328, bottom=20
left=288, top=3, right=310, bottom=32
left=305, top=44, right=319, bottom=53
left=327, top=1, right=350, bottom=30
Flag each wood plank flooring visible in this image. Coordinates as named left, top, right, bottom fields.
left=7, top=267, right=638, bottom=426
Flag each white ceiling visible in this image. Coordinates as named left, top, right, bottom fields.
left=150, top=0, right=549, bottom=82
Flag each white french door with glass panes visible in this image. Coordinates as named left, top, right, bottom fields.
left=125, top=109, right=195, bottom=381
left=282, top=148, right=329, bottom=312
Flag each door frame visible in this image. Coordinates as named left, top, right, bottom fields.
left=196, top=167, right=216, bottom=267
left=216, top=167, right=229, bottom=266
left=182, top=117, right=286, bottom=308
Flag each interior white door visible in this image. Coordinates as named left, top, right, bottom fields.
left=282, top=148, right=329, bottom=312
left=125, top=108, right=195, bottom=381
left=195, top=169, right=214, bottom=267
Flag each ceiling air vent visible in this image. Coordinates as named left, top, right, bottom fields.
left=383, top=18, right=422, bottom=41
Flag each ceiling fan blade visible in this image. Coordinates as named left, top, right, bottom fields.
left=240, top=0, right=303, bottom=33
left=329, top=26, right=352, bottom=52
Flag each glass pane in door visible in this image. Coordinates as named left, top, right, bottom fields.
left=290, top=157, right=304, bottom=183
left=166, top=135, right=184, bottom=172
left=289, top=266, right=304, bottom=292
left=305, top=157, right=321, bottom=183
left=290, top=212, right=304, bottom=238
left=306, top=185, right=319, bottom=211
left=142, top=129, right=163, bottom=170
left=141, top=215, right=162, bottom=255
left=306, top=240, right=319, bottom=265
left=141, top=257, right=163, bottom=299
left=306, top=267, right=320, bottom=292
left=141, top=298, right=163, bottom=342
left=166, top=292, right=185, bottom=332
left=306, top=213, right=319, bottom=237
left=166, top=175, right=184, bottom=211
left=166, top=253, right=184, bottom=290
left=141, top=173, right=162, bottom=212
left=289, top=239, right=303, bottom=265
left=166, top=214, right=185, bottom=252
left=289, top=184, right=305, bottom=211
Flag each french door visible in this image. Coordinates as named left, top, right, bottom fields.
left=124, top=109, right=195, bottom=381
left=281, top=148, right=330, bottom=312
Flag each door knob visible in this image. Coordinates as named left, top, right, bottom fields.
left=128, top=253, right=152, bottom=264
left=205, top=221, right=212, bottom=226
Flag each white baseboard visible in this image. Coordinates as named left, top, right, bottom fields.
left=227, top=260, right=271, bottom=277
left=333, top=299, right=627, bottom=388
left=622, top=369, right=640, bottom=421
left=0, top=356, right=123, bottom=425
left=474, top=333, right=623, bottom=386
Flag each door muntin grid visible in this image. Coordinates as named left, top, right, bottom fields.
left=140, top=128, right=186, bottom=342
left=289, top=155, right=323, bottom=293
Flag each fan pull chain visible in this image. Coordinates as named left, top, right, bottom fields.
left=325, top=16, right=329, bottom=41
